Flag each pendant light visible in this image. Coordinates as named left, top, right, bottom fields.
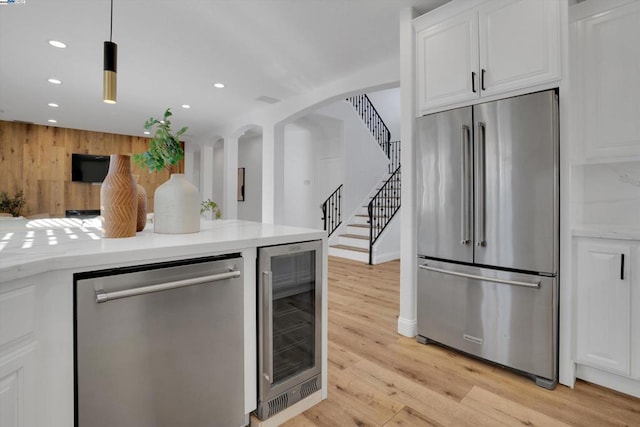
left=103, top=0, right=117, bottom=104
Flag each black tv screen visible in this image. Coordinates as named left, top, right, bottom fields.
left=71, top=154, right=110, bottom=183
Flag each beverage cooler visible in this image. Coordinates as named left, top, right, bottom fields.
left=256, top=240, right=322, bottom=420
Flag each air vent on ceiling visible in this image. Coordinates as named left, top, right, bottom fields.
left=256, top=96, right=280, bottom=105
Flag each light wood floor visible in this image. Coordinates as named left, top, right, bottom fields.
left=283, top=256, right=640, bottom=426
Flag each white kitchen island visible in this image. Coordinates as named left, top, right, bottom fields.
left=0, top=218, right=327, bottom=427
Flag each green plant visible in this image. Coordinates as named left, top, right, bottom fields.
left=200, top=199, right=222, bottom=219
left=0, top=190, right=27, bottom=217
left=134, top=108, right=188, bottom=172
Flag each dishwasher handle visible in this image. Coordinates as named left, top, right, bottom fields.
left=95, top=270, right=241, bottom=303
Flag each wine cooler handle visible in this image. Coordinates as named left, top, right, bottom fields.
left=262, top=271, right=274, bottom=384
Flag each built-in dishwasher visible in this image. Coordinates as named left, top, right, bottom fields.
left=74, top=254, right=245, bottom=427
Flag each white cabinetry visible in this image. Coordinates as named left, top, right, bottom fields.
left=0, top=283, right=36, bottom=427
left=569, top=0, right=640, bottom=398
left=571, top=0, right=640, bottom=162
left=575, top=239, right=631, bottom=375
left=415, top=8, right=479, bottom=110
left=574, top=236, right=640, bottom=397
left=414, top=0, right=561, bottom=115
left=478, top=0, right=561, bottom=97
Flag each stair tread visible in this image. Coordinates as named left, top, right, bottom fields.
left=331, top=244, right=369, bottom=253
left=340, top=233, right=368, bottom=240
left=348, top=224, right=381, bottom=230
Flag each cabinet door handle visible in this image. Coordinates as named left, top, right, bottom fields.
left=471, top=71, right=477, bottom=93
left=620, top=254, right=625, bottom=281
left=481, top=69, right=486, bottom=91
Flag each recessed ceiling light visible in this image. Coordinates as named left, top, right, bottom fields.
left=213, top=83, right=225, bottom=89
left=181, top=104, right=191, bottom=109
left=48, top=103, right=59, bottom=108
left=48, top=119, right=57, bottom=123
left=143, top=131, right=150, bottom=135
left=48, top=78, right=62, bottom=85
left=49, top=40, right=67, bottom=48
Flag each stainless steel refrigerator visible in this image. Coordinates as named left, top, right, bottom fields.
left=416, top=89, right=559, bottom=389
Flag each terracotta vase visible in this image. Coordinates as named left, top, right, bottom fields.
left=136, top=183, right=147, bottom=232
left=100, top=154, right=137, bottom=238
left=153, top=173, right=200, bottom=234
left=132, top=175, right=148, bottom=232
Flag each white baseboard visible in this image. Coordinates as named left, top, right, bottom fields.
left=372, top=250, right=400, bottom=264
left=397, top=316, right=417, bottom=337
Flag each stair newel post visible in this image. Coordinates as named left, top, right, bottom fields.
left=368, top=200, right=374, bottom=265
left=322, top=202, right=327, bottom=232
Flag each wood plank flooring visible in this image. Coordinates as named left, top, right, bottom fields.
left=283, top=256, right=640, bottom=427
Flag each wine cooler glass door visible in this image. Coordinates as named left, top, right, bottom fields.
left=258, top=240, right=322, bottom=405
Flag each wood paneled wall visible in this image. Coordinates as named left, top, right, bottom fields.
left=0, top=120, right=183, bottom=217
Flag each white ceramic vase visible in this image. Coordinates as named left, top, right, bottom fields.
left=153, top=174, right=200, bottom=234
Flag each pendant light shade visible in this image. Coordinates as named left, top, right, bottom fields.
left=103, top=41, right=117, bottom=104
left=103, top=0, right=117, bottom=104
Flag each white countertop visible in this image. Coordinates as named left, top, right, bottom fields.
left=0, top=218, right=326, bottom=282
left=572, top=225, right=640, bottom=241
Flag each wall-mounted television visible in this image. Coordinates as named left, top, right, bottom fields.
left=71, top=154, right=110, bottom=183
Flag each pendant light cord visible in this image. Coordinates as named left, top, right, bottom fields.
left=109, top=0, right=113, bottom=42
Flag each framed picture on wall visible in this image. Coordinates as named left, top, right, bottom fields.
left=238, top=167, right=245, bottom=201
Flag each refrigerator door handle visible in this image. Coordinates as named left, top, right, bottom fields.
left=461, top=125, right=472, bottom=245
left=419, top=264, right=541, bottom=289
left=475, top=121, right=486, bottom=247
left=262, top=271, right=274, bottom=384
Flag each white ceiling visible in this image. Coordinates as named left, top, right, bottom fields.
left=0, top=0, right=446, bottom=140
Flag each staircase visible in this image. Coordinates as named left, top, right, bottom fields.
left=326, top=93, right=401, bottom=264
left=328, top=171, right=398, bottom=263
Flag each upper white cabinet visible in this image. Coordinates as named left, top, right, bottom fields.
left=478, top=0, right=561, bottom=96
left=414, top=0, right=562, bottom=115
left=415, top=8, right=480, bottom=111
left=571, top=0, right=640, bottom=162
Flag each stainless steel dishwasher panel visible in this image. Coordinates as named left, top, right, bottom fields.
left=74, top=254, right=245, bottom=427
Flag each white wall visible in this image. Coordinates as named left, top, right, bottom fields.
left=314, top=101, right=390, bottom=225
left=283, top=114, right=343, bottom=229
left=367, top=87, right=401, bottom=141
left=284, top=123, right=317, bottom=228
left=373, top=213, right=401, bottom=264
left=572, top=161, right=640, bottom=228
left=238, top=133, right=263, bottom=222
left=398, top=7, right=419, bottom=338
left=211, top=140, right=225, bottom=215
